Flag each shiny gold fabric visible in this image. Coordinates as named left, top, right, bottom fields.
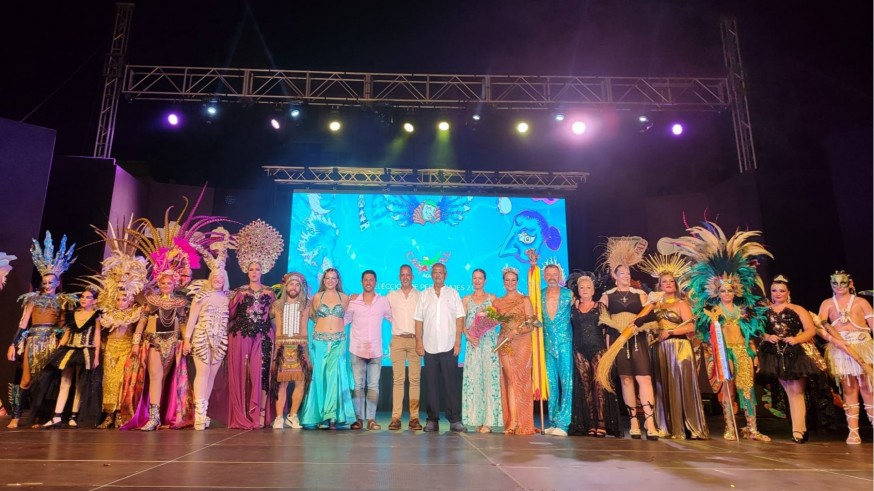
left=652, top=335, right=709, bottom=439
left=102, top=332, right=133, bottom=412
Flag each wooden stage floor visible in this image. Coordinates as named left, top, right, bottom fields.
left=0, top=415, right=870, bottom=490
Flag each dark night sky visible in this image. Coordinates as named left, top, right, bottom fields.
left=2, top=0, right=870, bottom=188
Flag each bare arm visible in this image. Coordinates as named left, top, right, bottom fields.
left=415, top=319, right=424, bottom=356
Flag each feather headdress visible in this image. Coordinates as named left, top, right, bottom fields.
left=127, top=186, right=229, bottom=283
left=86, top=217, right=149, bottom=309
left=597, top=236, right=648, bottom=273
left=31, top=231, right=77, bottom=278
left=658, top=221, right=772, bottom=343
left=639, top=253, right=691, bottom=281
left=0, top=252, right=17, bottom=290
left=235, top=219, right=284, bottom=274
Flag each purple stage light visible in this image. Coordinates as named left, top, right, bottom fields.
left=270, top=118, right=281, bottom=130
left=167, top=113, right=179, bottom=126
left=671, top=123, right=684, bottom=135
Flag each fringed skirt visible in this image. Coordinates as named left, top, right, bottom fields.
left=826, top=331, right=874, bottom=381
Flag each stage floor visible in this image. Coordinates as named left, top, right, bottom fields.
left=0, top=415, right=870, bottom=490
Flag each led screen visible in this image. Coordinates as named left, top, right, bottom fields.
left=288, top=192, right=569, bottom=364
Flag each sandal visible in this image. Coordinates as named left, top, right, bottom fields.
left=595, top=428, right=607, bottom=438
left=626, top=405, right=641, bottom=439
left=587, top=428, right=597, bottom=436
left=350, top=420, right=363, bottom=430
left=42, top=413, right=64, bottom=430
left=791, top=430, right=808, bottom=444
left=642, top=403, right=659, bottom=441
left=366, top=419, right=381, bottom=430
left=67, top=412, right=79, bottom=429
left=844, top=404, right=861, bottom=444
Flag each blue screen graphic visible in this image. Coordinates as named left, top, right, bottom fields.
left=288, top=192, right=569, bottom=365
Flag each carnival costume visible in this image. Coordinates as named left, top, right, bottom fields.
left=120, top=190, right=225, bottom=431
left=660, top=221, right=772, bottom=441
left=639, top=254, right=709, bottom=440
left=300, top=291, right=357, bottom=428
left=270, top=273, right=311, bottom=426
left=758, top=309, right=821, bottom=381
left=186, top=228, right=233, bottom=430
left=0, top=251, right=15, bottom=291
left=81, top=219, right=148, bottom=428
left=567, top=273, right=623, bottom=437
left=540, top=264, right=574, bottom=435
left=823, top=292, right=874, bottom=385
left=224, top=219, right=283, bottom=429
left=9, top=232, right=77, bottom=425
left=461, top=296, right=503, bottom=430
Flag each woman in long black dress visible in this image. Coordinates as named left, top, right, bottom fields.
left=758, top=276, right=819, bottom=443
left=569, top=274, right=622, bottom=437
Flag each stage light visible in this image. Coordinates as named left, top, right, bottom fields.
left=167, top=113, right=179, bottom=126
left=555, top=114, right=565, bottom=122
left=290, top=108, right=301, bottom=119
left=472, top=114, right=481, bottom=121
left=571, top=121, right=587, bottom=135
left=671, top=123, right=684, bottom=136
left=438, top=121, right=450, bottom=131
left=403, top=122, right=415, bottom=133
left=206, top=106, right=217, bottom=116
left=270, top=118, right=281, bottom=130
left=638, top=115, right=649, bottom=123
left=329, top=120, right=342, bottom=132
left=516, top=122, right=529, bottom=134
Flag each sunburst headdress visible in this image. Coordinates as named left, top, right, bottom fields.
left=639, top=254, right=691, bottom=282
left=235, top=219, right=284, bottom=274
left=597, top=236, right=648, bottom=274
left=85, top=217, right=148, bottom=328
left=31, top=231, right=77, bottom=278
left=0, top=252, right=17, bottom=290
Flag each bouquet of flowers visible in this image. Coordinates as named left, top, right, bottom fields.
left=469, top=306, right=513, bottom=340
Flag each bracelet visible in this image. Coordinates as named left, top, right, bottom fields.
left=132, top=333, right=142, bottom=345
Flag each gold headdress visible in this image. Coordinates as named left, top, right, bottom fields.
left=85, top=218, right=148, bottom=328
left=235, top=219, right=284, bottom=274
left=639, top=253, right=691, bottom=281
left=0, top=252, right=17, bottom=290
left=597, top=236, right=648, bottom=273
left=31, top=231, right=77, bottom=278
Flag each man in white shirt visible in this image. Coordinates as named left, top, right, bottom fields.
left=414, top=262, right=466, bottom=432
left=386, top=264, right=422, bottom=431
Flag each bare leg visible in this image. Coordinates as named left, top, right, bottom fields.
left=53, top=367, right=74, bottom=415
left=502, top=364, right=518, bottom=431
left=619, top=375, right=640, bottom=435
left=842, top=376, right=862, bottom=444
left=71, top=366, right=84, bottom=413
left=193, top=357, right=209, bottom=401
left=636, top=374, right=657, bottom=435
left=860, top=375, right=874, bottom=424
left=147, top=349, right=166, bottom=405
left=275, top=381, right=289, bottom=419
left=779, top=378, right=807, bottom=439
left=290, top=382, right=305, bottom=416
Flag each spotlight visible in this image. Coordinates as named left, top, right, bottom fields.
left=403, top=122, right=415, bottom=133
left=554, top=114, right=565, bottom=122
left=638, top=115, right=649, bottom=123
left=438, top=121, right=450, bottom=131
left=516, top=122, right=529, bottom=134
left=270, top=118, right=281, bottom=130
left=671, top=123, right=684, bottom=136
left=329, top=120, right=342, bottom=132
left=167, top=113, right=180, bottom=126
left=206, top=106, right=217, bottom=116
left=290, top=108, right=301, bottom=119
left=472, top=114, right=481, bottom=121
left=571, top=121, right=587, bottom=135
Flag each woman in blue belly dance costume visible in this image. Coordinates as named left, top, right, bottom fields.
left=300, top=268, right=356, bottom=428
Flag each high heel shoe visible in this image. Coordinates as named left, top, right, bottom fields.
left=642, top=403, right=659, bottom=441
left=791, top=430, right=807, bottom=444
left=626, top=405, right=641, bottom=439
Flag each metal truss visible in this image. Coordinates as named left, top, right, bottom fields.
left=122, top=66, right=729, bottom=111
left=721, top=17, right=757, bottom=172
left=93, top=3, right=134, bottom=159
left=263, top=166, right=588, bottom=191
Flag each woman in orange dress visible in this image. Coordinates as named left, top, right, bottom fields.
left=494, top=267, right=537, bottom=435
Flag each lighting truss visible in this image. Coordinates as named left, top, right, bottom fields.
left=263, top=166, right=588, bottom=191
left=122, top=66, right=729, bottom=111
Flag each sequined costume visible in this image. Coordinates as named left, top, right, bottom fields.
left=191, top=290, right=229, bottom=365
left=542, top=287, right=573, bottom=432
left=758, top=308, right=822, bottom=380
left=119, top=296, right=193, bottom=430
left=101, top=318, right=137, bottom=415
left=225, top=286, right=275, bottom=429
left=14, top=293, right=76, bottom=377
left=651, top=303, right=709, bottom=439
left=495, top=295, right=536, bottom=435
left=461, top=297, right=503, bottom=429
left=300, top=330, right=357, bottom=427
left=569, top=303, right=622, bottom=437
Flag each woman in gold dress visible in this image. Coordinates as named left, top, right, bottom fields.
left=495, top=267, right=537, bottom=435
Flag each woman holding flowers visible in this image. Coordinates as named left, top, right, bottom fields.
left=461, top=269, right=502, bottom=433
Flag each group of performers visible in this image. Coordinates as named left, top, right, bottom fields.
left=1, top=202, right=871, bottom=445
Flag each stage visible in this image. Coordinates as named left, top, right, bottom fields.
left=0, top=415, right=870, bottom=490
